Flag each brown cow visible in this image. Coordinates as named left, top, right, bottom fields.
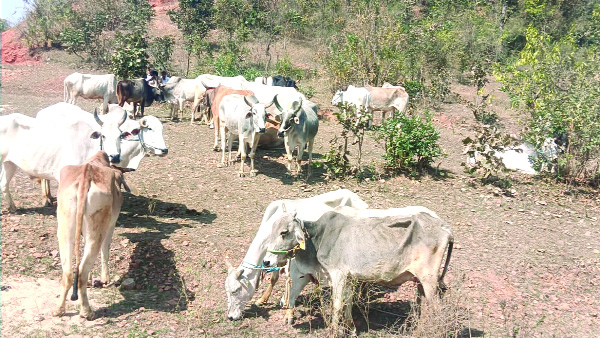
left=365, top=85, right=409, bottom=124
left=53, top=151, right=131, bottom=320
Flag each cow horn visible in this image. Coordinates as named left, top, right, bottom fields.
left=93, top=108, right=103, bottom=126
left=235, top=269, right=243, bottom=280
left=281, top=202, right=287, bottom=212
left=293, top=98, right=303, bottom=114
left=225, top=259, right=235, bottom=273
left=140, top=118, right=148, bottom=128
left=243, top=96, right=254, bottom=108
left=273, top=95, right=283, bottom=112
left=118, top=110, right=127, bottom=127
left=265, top=96, right=275, bottom=108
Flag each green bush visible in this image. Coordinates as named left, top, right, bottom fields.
left=376, top=112, right=443, bottom=174
left=148, top=36, right=175, bottom=72
left=111, top=31, right=149, bottom=79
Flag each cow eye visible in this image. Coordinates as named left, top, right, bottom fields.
left=280, top=230, right=289, bottom=237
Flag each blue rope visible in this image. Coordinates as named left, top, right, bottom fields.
left=242, top=261, right=281, bottom=273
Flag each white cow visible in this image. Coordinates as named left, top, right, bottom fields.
left=63, top=73, right=118, bottom=114
left=1, top=103, right=168, bottom=212
left=218, top=94, right=271, bottom=177
left=160, top=76, right=202, bottom=120
left=225, top=189, right=369, bottom=321
left=331, top=85, right=371, bottom=112
left=241, top=82, right=306, bottom=112
left=190, top=74, right=249, bottom=124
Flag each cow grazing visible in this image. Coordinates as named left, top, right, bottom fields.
left=116, top=78, right=165, bottom=117
left=159, top=76, right=199, bottom=120
left=262, top=207, right=453, bottom=333
left=273, top=95, right=319, bottom=177
left=54, top=151, right=131, bottom=320
left=218, top=94, right=272, bottom=176
left=365, top=84, right=409, bottom=123
left=63, top=73, right=118, bottom=114
left=225, top=189, right=369, bottom=321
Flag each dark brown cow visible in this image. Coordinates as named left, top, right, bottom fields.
left=116, top=78, right=164, bottom=117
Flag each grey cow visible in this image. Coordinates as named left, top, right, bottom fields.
left=263, top=209, right=453, bottom=336
left=273, top=95, right=319, bottom=178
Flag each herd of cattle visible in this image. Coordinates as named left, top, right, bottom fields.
left=1, top=71, right=460, bottom=333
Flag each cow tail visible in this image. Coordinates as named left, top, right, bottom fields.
left=438, top=232, right=454, bottom=295
left=71, top=164, right=92, bottom=301
left=116, top=84, right=124, bottom=107
left=64, top=82, right=68, bottom=102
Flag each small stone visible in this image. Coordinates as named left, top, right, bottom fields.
left=34, top=315, right=44, bottom=321
left=182, top=241, right=189, bottom=246
left=120, top=278, right=136, bottom=290
left=120, top=239, right=130, bottom=247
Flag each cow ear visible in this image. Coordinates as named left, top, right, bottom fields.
left=246, top=112, right=253, bottom=119
left=294, top=227, right=306, bottom=250
left=90, top=131, right=101, bottom=139
left=294, top=116, right=300, bottom=124
left=131, top=128, right=140, bottom=136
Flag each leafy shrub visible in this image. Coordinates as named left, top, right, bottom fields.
left=376, top=112, right=443, bottom=174
left=111, top=31, right=149, bottom=79
left=148, top=36, right=175, bottom=72
left=275, top=55, right=303, bottom=79
left=462, top=125, right=516, bottom=179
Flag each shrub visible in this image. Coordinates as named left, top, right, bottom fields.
left=111, top=31, right=149, bottom=79
left=376, top=112, right=443, bottom=175
left=148, top=36, right=175, bottom=72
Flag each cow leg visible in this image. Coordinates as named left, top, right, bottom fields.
left=227, top=132, right=234, bottom=167
left=213, top=115, right=221, bottom=151
left=283, top=137, right=293, bottom=176
left=329, top=271, right=350, bottom=336
left=306, top=139, right=315, bottom=179
left=100, top=223, right=117, bottom=284
left=1, top=162, right=18, bottom=212
left=238, top=137, right=247, bottom=177
left=178, top=99, right=184, bottom=122
left=219, top=127, right=227, bottom=167
left=54, top=202, right=75, bottom=317
left=248, top=135, right=260, bottom=177
left=282, top=266, right=311, bottom=325
left=256, top=270, right=279, bottom=306
left=140, top=102, right=145, bottom=118
left=78, top=238, right=102, bottom=320
left=296, top=142, right=305, bottom=176
left=41, top=179, right=52, bottom=207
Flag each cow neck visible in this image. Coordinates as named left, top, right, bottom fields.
left=301, top=220, right=325, bottom=252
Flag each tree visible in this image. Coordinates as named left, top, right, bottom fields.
left=168, top=0, right=214, bottom=75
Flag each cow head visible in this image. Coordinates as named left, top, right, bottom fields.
left=138, top=116, right=169, bottom=156
left=243, top=95, right=271, bottom=135
left=224, top=260, right=257, bottom=321
left=273, top=95, right=303, bottom=138
left=150, top=82, right=166, bottom=103
left=92, top=108, right=128, bottom=164
left=263, top=205, right=305, bottom=268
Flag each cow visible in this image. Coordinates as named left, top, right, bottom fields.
left=272, top=95, right=319, bottom=178
left=241, top=82, right=305, bottom=110
left=54, top=151, right=131, bottom=320
left=0, top=103, right=168, bottom=212
left=190, top=74, right=249, bottom=125
left=382, top=82, right=406, bottom=90
left=218, top=94, right=272, bottom=176
left=365, top=84, right=409, bottom=124
left=116, top=78, right=165, bottom=117
left=225, top=189, right=369, bottom=321
left=159, top=76, right=200, bottom=120
left=262, top=207, right=453, bottom=334
left=331, top=85, right=372, bottom=113
left=63, top=72, right=119, bottom=114
left=207, top=85, right=255, bottom=151
left=272, top=75, right=299, bottom=90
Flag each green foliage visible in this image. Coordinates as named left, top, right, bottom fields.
left=325, top=103, right=373, bottom=180
left=1, top=19, right=11, bottom=33
left=214, top=0, right=249, bottom=37
left=22, top=0, right=71, bottom=48
left=274, top=56, right=303, bottom=79
left=298, top=85, right=316, bottom=99
left=149, top=36, right=175, bottom=72
left=168, top=0, right=214, bottom=55
left=376, top=112, right=443, bottom=175
left=111, top=31, right=149, bottom=79
left=496, top=26, right=600, bottom=183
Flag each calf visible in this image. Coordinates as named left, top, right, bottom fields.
left=116, top=78, right=164, bottom=117
left=273, top=95, right=319, bottom=178
left=54, top=151, right=131, bottom=320
left=219, top=95, right=272, bottom=176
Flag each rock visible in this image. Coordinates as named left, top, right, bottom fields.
left=120, top=278, right=136, bottom=290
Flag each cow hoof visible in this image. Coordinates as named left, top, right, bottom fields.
left=217, top=163, right=225, bottom=168
left=249, top=171, right=257, bottom=177
left=238, top=172, right=245, bottom=177
left=53, top=307, right=65, bottom=317
left=80, top=309, right=94, bottom=321
left=208, top=123, right=214, bottom=129
left=285, top=317, right=294, bottom=325
left=255, top=299, right=265, bottom=306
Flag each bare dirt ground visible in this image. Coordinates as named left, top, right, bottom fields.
left=2, top=32, right=600, bottom=338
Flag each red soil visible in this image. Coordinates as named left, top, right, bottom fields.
left=2, top=29, right=41, bottom=65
